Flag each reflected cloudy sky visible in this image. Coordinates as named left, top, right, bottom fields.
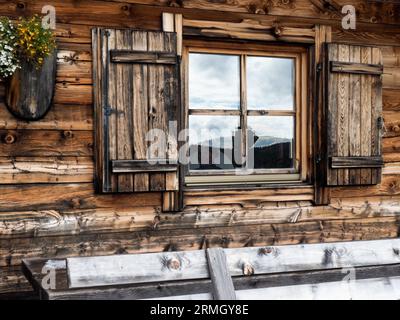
left=189, top=53, right=240, bottom=110
left=188, top=53, right=295, bottom=167
left=247, top=56, right=294, bottom=110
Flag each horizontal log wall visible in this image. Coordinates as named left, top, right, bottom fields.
left=0, top=0, right=400, bottom=296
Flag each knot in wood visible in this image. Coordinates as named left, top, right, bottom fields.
left=247, top=4, right=268, bottom=14
left=392, top=125, right=400, bottom=133
left=274, top=26, right=282, bottom=37
left=16, top=2, right=26, bottom=9
left=258, top=247, right=273, bottom=255
left=168, top=0, right=183, bottom=7
left=63, top=131, right=74, bottom=139
left=4, top=133, right=16, bottom=145
left=242, top=262, right=254, bottom=276
left=167, top=257, right=181, bottom=270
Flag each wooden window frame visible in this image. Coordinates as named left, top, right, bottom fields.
left=182, top=40, right=310, bottom=187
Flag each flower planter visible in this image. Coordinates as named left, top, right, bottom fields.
left=5, top=50, right=57, bottom=121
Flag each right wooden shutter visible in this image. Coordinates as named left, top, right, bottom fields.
left=325, top=43, right=384, bottom=186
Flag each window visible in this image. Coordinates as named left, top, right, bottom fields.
left=184, top=43, right=308, bottom=186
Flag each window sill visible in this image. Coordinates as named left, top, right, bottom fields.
left=184, top=181, right=313, bottom=192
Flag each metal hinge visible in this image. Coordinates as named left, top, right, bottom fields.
left=316, top=153, right=322, bottom=164
left=377, top=116, right=384, bottom=130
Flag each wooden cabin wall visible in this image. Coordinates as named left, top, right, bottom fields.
left=0, top=0, right=399, bottom=295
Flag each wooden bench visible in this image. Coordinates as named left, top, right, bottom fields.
left=22, top=239, right=400, bottom=300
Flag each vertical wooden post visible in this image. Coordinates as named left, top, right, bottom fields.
left=162, top=12, right=184, bottom=212
left=206, top=248, right=237, bottom=300
left=313, top=25, right=332, bottom=205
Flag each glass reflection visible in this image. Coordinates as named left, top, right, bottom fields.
left=248, top=116, right=294, bottom=169
left=189, top=53, right=240, bottom=110
left=189, top=115, right=241, bottom=170
left=247, top=57, right=294, bottom=110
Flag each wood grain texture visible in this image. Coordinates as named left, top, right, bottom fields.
left=6, top=52, right=57, bottom=121
left=94, top=29, right=179, bottom=193
left=326, top=44, right=383, bottom=186
left=206, top=248, right=236, bottom=300
left=0, top=0, right=399, bottom=297
left=22, top=238, right=400, bottom=299
left=18, top=260, right=400, bottom=300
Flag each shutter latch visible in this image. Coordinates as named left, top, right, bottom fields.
left=105, top=105, right=124, bottom=116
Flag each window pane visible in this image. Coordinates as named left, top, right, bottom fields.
left=247, top=57, right=294, bottom=110
left=248, top=116, right=294, bottom=169
left=189, top=53, right=240, bottom=110
left=189, top=115, right=241, bottom=170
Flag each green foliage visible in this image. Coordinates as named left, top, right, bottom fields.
left=0, top=15, right=56, bottom=78
left=16, top=15, right=56, bottom=68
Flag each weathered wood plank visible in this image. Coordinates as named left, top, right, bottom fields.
left=112, top=160, right=178, bottom=173
left=0, top=157, right=93, bottom=184
left=18, top=261, right=400, bottom=300
left=360, top=46, right=373, bottom=184
left=330, top=61, right=383, bottom=75
left=2, top=215, right=400, bottom=267
left=0, top=130, right=93, bottom=157
left=53, top=84, right=92, bottom=105
left=326, top=43, right=338, bottom=186
left=371, top=47, right=384, bottom=184
left=185, top=187, right=314, bottom=206
left=116, top=29, right=134, bottom=192
left=132, top=31, right=150, bottom=192
left=235, top=276, right=400, bottom=300
left=61, top=239, right=400, bottom=290
left=111, top=51, right=177, bottom=64
left=206, top=248, right=236, bottom=300
left=1, top=198, right=400, bottom=240
left=330, top=156, right=383, bottom=169
left=336, top=44, right=350, bottom=185
left=348, top=45, right=362, bottom=185
left=0, top=104, right=93, bottom=131
left=67, top=250, right=209, bottom=288
left=0, top=183, right=160, bottom=213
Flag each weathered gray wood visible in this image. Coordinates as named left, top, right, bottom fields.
left=23, top=257, right=400, bottom=300
left=5, top=51, right=57, bottom=121
left=155, top=276, right=400, bottom=300
left=67, top=250, right=209, bottom=289
left=330, top=61, right=383, bottom=75
left=326, top=43, right=383, bottom=186
left=66, top=239, right=400, bottom=289
left=206, top=248, right=236, bottom=300
left=235, top=276, right=400, bottom=300
left=330, top=156, right=384, bottom=168
left=112, top=160, right=178, bottom=173
left=93, top=29, right=179, bottom=193
left=110, top=50, right=177, bottom=64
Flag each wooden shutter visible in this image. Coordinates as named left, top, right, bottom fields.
left=324, top=43, right=384, bottom=186
left=92, top=28, right=180, bottom=194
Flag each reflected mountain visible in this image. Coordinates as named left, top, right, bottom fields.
left=189, top=135, right=293, bottom=170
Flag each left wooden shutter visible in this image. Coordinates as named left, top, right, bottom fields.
left=92, top=28, right=180, bottom=194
